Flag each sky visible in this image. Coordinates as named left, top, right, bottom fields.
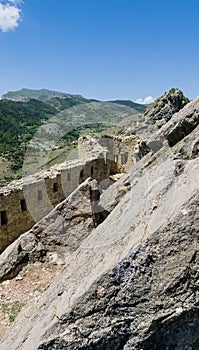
left=0, top=0, right=199, bottom=102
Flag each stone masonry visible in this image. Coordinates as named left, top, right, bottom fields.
left=0, top=134, right=140, bottom=253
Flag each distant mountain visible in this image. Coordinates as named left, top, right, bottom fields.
left=2, top=89, right=146, bottom=114
left=109, top=99, right=147, bottom=113
left=2, top=88, right=94, bottom=112
left=2, top=88, right=84, bottom=102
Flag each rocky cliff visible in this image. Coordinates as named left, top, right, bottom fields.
left=0, top=92, right=198, bottom=350
left=144, top=88, right=189, bottom=128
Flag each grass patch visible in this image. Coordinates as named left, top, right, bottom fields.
left=1, top=301, right=24, bottom=322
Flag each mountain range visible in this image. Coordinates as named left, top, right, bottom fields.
left=0, top=88, right=146, bottom=183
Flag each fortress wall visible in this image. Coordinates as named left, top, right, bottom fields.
left=0, top=134, right=138, bottom=253
left=0, top=155, right=115, bottom=253
left=78, top=134, right=140, bottom=172
left=98, top=135, right=140, bottom=172
left=59, top=167, right=80, bottom=199
left=0, top=189, right=35, bottom=252
left=79, top=158, right=113, bottom=184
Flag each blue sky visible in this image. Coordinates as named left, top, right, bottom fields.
left=0, top=0, right=199, bottom=102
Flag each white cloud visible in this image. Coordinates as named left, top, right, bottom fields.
left=0, top=1, right=22, bottom=32
left=135, top=96, right=155, bottom=105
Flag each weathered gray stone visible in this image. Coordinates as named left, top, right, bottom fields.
left=158, top=96, right=199, bottom=147
left=37, top=192, right=198, bottom=350
left=144, top=88, right=189, bottom=127
left=173, top=124, right=199, bottom=160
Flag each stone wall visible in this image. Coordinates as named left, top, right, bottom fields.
left=78, top=134, right=140, bottom=172
left=0, top=151, right=117, bottom=253
left=0, top=134, right=140, bottom=253
left=0, top=188, right=35, bottom=254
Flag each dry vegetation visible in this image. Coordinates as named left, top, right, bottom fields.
left=0, top=261, right=62, bottom=339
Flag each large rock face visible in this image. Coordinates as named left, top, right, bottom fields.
left=157, top=95, right=199, bottom=147
left=0, top=93, right=198, bottom=350
left=37, top=192, right=199, bottom=350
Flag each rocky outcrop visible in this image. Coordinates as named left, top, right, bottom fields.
left=0, top=91, right=198, bottom=350
left=144, top=88, right=189, bottom=128
left=157, top=95, right=199, bottom=147
left=37, top=193, right=199, bottom=350
left=145, top=96, right=199, bottom=157
left=173, top=124, right=199, bottom=160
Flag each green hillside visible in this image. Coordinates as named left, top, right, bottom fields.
left=109, top=99, right=146, bottom=113
left=0, top=89, right=145, bottom=183
left=0, top=99, right=56, bottom=174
